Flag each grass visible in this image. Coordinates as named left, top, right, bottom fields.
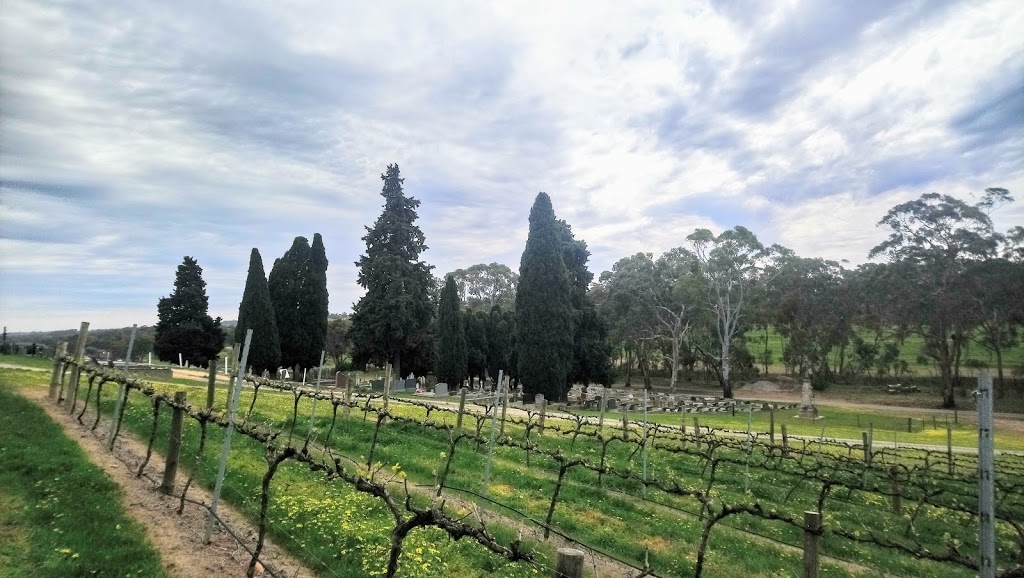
left=0, top=379, right=167, bottom=578
left=0, top=353, right=55, bottom=371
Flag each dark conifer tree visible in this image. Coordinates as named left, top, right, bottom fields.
left=515, top=193, right=574, bottom=401
left=349, top=164, right=434, bottom=379
left=464, top=309, right=489, bottom=385
left=235, top=248, right=281, bottom=374
left=301, top=233, right=329, bottom=368
left=434, top=276, right=467, bottom=387
left=154, top=256, right=225, bottom=366
left=268, top=237, right=312, bottom=370
left=486, top=304, right=511, bottom=383
left=557, top=221, right=614, bottom=386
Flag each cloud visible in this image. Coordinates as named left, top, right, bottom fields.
left=1, top=0, right=1021, bottom=331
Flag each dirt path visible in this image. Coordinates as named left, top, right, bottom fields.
left=18, top=386, right=315, bottom=578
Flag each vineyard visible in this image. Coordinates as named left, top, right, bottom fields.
left=43, top=349, right=1024, bottom=578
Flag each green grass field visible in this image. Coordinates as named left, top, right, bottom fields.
left=0, top=381, right=167, bottom=578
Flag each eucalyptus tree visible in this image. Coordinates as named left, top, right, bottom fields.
left=686, top=226, right=768, bottom=398
left=447, top=263, right=518, bottom=311
left=869, top=190, right=1009, bottom=408
left=598, top=252, right=658, bottom=387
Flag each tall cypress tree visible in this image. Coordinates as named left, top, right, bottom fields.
left=301, top=233, right=329, bottom=368
left=515, top=193, right=574, bottom=401
left=434, top=276, right=467, bottom=387
left=235, top=248, right=281, bottom=374
left=268, top=237, right=311, bottom=370
left=349, top=164, right=434, bottom=380
left=557, top=221, right=614, bottom=386
left=486, top=304, right=511, bottom=383
left=154, top=256, right=225, bottom=366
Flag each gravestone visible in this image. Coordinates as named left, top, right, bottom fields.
left=392, top=378, right=405, bottom=392
left=435, top=382, right=448, bottom=396
left=371, top=378, right=385, bottom=392
left=798, top=380, right=819, bottom=419
left=535, top=393, right=545, bottom=407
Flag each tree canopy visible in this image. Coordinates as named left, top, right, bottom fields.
left=268, top=234, right=329, bottom=370
left=154, top=256, right=225, bottom=367
left=434, top=276, right=467, bottom=387
left=515, top=193, right=575, bottom=401
left=350, top=164, right=435, bottom=380
left=235, top=248, right=281, bottom=374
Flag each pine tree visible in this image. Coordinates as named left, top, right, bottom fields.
left=434, top=276, right=467, bottom=387
left=235, top=248, right=281, bottom=374
left=515, top=193, right=574, bottom=401
left=154, top=256, right=225, bottom=366
left=350, top=164, right=435, bottom=380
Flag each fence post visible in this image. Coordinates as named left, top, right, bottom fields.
left=947, top=426, right=954, bottom=475
left=48, top=342, right=68, bottom=399
left=621, top=406, right=629, bottom=441
left=906, top=417, right=912, bottom=433
left=890, top=465, right=902, bottom=514
left=769, top=407, right=775, bottom=445
left=555, top=547, right=584, bottom=578
left=862, top=432, right=871, bottom=465
left=343, top=374, right=354, bottom=419
left=483, top=370, right=504, bottom=496
left=206, top=329, right=253, bottom=543
left=538, top=398, right=548, bottom=436
left=456, top=387, right=468, bottom=430
left=781, top=424, right=789, bottom=455
left=978, top=372, right=995, bottom=578
left=65, top=321, right=90, bottom=412
left=694, top=417, right=701, bottom=449
left=598, top=393, right=607, bottom=433
left=803, top=511, right=820, bottom=578
left=160, top=391, right=187, bottom=494
left=499, top=378, right=510, bottom=437
left=206, top=360, right=217, bottom=409
left=309, top=350, right=327, bottom=429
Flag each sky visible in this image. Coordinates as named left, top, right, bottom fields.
left=1, top=0, right=1022, bottom=332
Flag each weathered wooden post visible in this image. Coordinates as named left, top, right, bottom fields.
left=621, top=405, right=629, bottom=441
left=538, top=397, right=548, bottom=436
left=555, top=547, right=584, bottom=578
left=862, top=432, right=871, bottom=465
left=890, top=465, right=902, bottom=514
left=160, top=391, right=187, bottom=494
left=803, top=511, right=821, bottom=578
left=206, top=359, right=218, bottom=410
left=499, top=380, right=510, bottom=437
left=343, top=373, right=354, bottom=419
left=597, top=393, right=607, bottom=433
left=456, top=387, right=468, bottom=430
left=769, top=407, right=776, bottom=445
left=947, top=426, right=954, bottom=475
left=906, top=417, right=912, bottom=433
left=694, top=417, right=701, bottom=449
left=48, top=342, right=68, bottom=399
left=782, top=424, right=789, bottom=455
left=65, top=322, right=90, bottom=412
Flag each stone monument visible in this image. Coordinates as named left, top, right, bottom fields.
left=798, top=380, right=819, bottom=419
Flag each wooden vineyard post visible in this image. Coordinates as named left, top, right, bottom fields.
left=769, top=407, right=775, bottom=445
left=782, top=424, right=789, bottom=456
left=694, top=417, right=701, bottom=449
left=483, top=370, right=504, bottom=496
left=206, top=360, right=217, bottom=409
left=160, top=391, right=187, bottom=494
left=890, top=465, right=902, bottom=514
left=106, top=325, right=138, bottom=451
left=947, top=426, right=954, bottom=475
left=48, top=342, right=68, bottom=399
left=456, top=387, right=468, bottom=430
left=803, top=511, right=821, bottom=578
left=538, top=397, right=547, bottom=436
left=597, top=393, right=607, bottom=433
left=65, top=321, right=90, bottom=412
left=621, top=406, right=629, bottom=441
left=499, top=380, right=510, bottom=437
left=907, top=417, right=912, bottom=433
left=207, top=329, right=253, bottom=544
left=343, top=374, right=354, bottom=419
left=555, top=547, right=584, bottom=578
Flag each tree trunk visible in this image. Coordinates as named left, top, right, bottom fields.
left=624, top=342, right=633, bottom=387
left=670, top=334, right=680, bottom=393
left=721, top=339, right=732, bottom=399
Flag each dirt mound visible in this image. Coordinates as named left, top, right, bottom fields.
left=740, top=380, right=782, bottom=392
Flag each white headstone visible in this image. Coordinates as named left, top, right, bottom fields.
left=435, top=382, right=448, bottom=396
